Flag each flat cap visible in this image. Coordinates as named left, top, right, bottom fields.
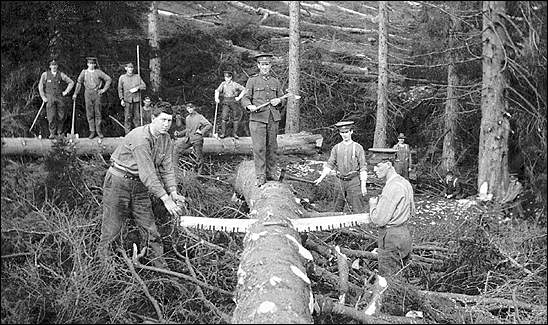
left=125, top=62, right=134, bottom=68
left=49, top=60, right=58, bottom=66
left=86, top=56, right=97, bottom=62
left=185, top=102, right=197, bottom=109
left=335, top=121, right=354, bottom=132
left=397, top=132, right=406, bottom=139
left=223, top=70, right=233, bottom=76
left=255, top=53, right=274, bottom=63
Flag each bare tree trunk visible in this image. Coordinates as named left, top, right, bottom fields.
left=286, top=1, right=301, bottom=133
left=373, top=1, right=388, bottom=148
left=478, top=1, right=510, bottom=199
left=148, top=1, right=161, bottom=96
left=232, top=160, right=313, bottom=324
left=442, top=3, right=461, bottom=173
left=1, top=133, right=323, bottom=157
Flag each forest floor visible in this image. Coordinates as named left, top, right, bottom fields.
left=1, top=151, right=546, bottom=324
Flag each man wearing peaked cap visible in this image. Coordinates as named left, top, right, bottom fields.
left=38, top=59, right=75, bottom=139
left=118, top=61, right=146, bottom=134
left=392, top=132, right=412, bottom=180
left=73, top=55, right=112, bottom=139
left=241, top=52, right=286, bottom=187
left=314, top=120, right=369, bottom=213
left=214, top=70, right=246, bottom=139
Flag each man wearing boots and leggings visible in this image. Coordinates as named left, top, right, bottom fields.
left=38, top=59, right=74, bottom=139
left=73, top=56, right=112, bottom=139
left=214, top=70, right=246, bottom=139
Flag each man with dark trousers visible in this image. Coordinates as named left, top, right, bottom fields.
left=38, top=60, right=74, bottom=139
left=118, top=62, right=146, bottom=134
left=214, top=70, right=246, bottom=139
left=241, top=53, right=286, bottom=187
left=73, top=56, right=112, bottom=139
left=98, top=102, right=186, bottom=270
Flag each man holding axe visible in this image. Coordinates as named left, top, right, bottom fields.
left=241, top=53, right=289, bottom=187
left=37, top=60, right=74, bottom=139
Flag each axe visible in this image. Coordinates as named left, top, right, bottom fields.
left=279, top=168, right=315, bottom=184
left=212, top=102, right=219, bottom=139
left=29, top=101, right=45, bottom=133
left=254, top=92, right=301, bottom=111
left=67, top=98, right=79, bottom=142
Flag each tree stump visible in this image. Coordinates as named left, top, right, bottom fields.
left=231, top=160, right=314, bottom=324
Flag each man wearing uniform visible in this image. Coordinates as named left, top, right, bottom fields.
left=392, top=133, right=412, bottom=179
left=214, top=70, right=246, bottom=139
left=118, top=62, right=146, bottom=134
left=314, top=121, right=368, bottom=213
left=241, top=53, right=286, bottom=186
left=98, top=102, right=186, bottom=270
left=38, top=60, right=75, bottom=139
left=173, top=102, right=212, bottom=174
left=73, top=56, right=112, bottom=139
left=368, top=154, right=415, bottom=278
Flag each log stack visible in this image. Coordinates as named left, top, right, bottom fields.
left=231, top=160, right=314, bottom=324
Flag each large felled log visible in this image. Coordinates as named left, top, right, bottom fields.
left=231, top=160, right=313, bottom=323
left=0, top=132, right=323, bottom=157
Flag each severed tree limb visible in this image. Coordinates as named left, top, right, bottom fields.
left=182, top=244, right=232, bottom=323
left=418, top=290, right=546, bottom=312
left=334, top=246, right=349, bottom=304
left=312, top=265, right=362, bottom=295
left=180, top=224, right=240, bottom=258
left=119, top=246, right=164, bottom=323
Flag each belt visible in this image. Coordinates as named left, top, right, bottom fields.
left=337, top=171, right=359, bottom=181
left=380, top=220, right=408, bottom=230
left=109, top=165, right=140, bottom=181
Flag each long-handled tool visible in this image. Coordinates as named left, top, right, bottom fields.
left=29, top=101, right=45, bottom=133
left=137, top=45, right=143, bottom=126
left=67, top=98, right=80, bottom=142
left=212, top=102, right=219, bottom=139
left=109, top=115, right=128, bottom=133
left=254, top=92, right=301, bottom=111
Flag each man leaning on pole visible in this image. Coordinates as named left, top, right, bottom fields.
left=118, top=62, right=146, bottom=134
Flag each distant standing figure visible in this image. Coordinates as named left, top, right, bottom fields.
left=174, top=102, right=212, bottom=174
left=118, top=62, right=146, bottom=134
left=444, top=171, right=463, bottom=199
left=368, top=154, right=414, bottom=278
left=241, top=53, right=286, bottom=187
left=314, top=121, right=368, bottom=213
left=38, top=60, right=75, bottom=139
left=392, top=133, right=412, bottom=180
left=73, top=57, right=112, bottom=139
left=214, top=70, right=246, bottom=139
left=142, top=96, right=153, bottom=124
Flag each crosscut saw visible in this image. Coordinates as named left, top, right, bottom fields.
left=179, top=213, right=370, bottom=233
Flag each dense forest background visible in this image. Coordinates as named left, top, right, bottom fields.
left=1, top=1, right=546, bottom=324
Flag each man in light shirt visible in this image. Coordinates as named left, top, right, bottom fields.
left=368, top=154, right=414, bottom=278
left=118, top=62, right=146, bottom=134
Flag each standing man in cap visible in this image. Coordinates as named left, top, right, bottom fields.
left=38, top=59, right=75, bottom=139
left=118, top=62, right=146, bottom=134
left=98, top=102, right=186, bottom=270
left=241, top=53, right=286, bottom=186
left=142, top=96, right=153, bottom=124
left=173, top=102, right=212, bottom=174
left=73, top=56, right=112, bottom=139
left=368, top=154, right=414, bottom=278
left=314, top=121, right=368, bottom=213
left=214, top=70, right=246, bottom=139
left=392, top=133, right=412, bottom=180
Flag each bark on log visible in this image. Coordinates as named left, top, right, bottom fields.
left=231, top=160, right=313, bottom=323
left=0, top=133, right=322, bottom=157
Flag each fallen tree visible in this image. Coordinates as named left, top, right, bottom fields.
left=231, top=160, right=314, bottom=323
left=0, top=132, right=323, bottom=157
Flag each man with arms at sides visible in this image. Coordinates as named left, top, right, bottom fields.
left=214, top=70, right=246, bottom=139
left=98, top=102, right=186, bottom=270
left=314, top=121, right=368, bottom=213
left=240, top=53, right=286, bottom=187
left=118, top=62, right=146, bottom=134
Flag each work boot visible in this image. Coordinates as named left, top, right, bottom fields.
left=219, top=121, right=227, bottom=138
left=97, top=130, right=104, bottom=139
left=232, top=122, right=240, bottom=139
left=88, top=131, right=96, bottom=139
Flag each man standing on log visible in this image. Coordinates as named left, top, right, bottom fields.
left=173, top=102, right=212, bottom=174
left=368, top=154, right=414, bottom=278
left=214, top=70, right=246, bottom=139
left=38, top=60, right=75, bottom=139
left=73, top=57, right=112, bottom=139
left=314, top=121, right=368, bottom=213
left=241, top=53, right=285, bottom=187
left=118, top=62, right=146, bottom=134
left=392, top=133, right=412, bottom=180
left=97, top=102, right=186, bottom=270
